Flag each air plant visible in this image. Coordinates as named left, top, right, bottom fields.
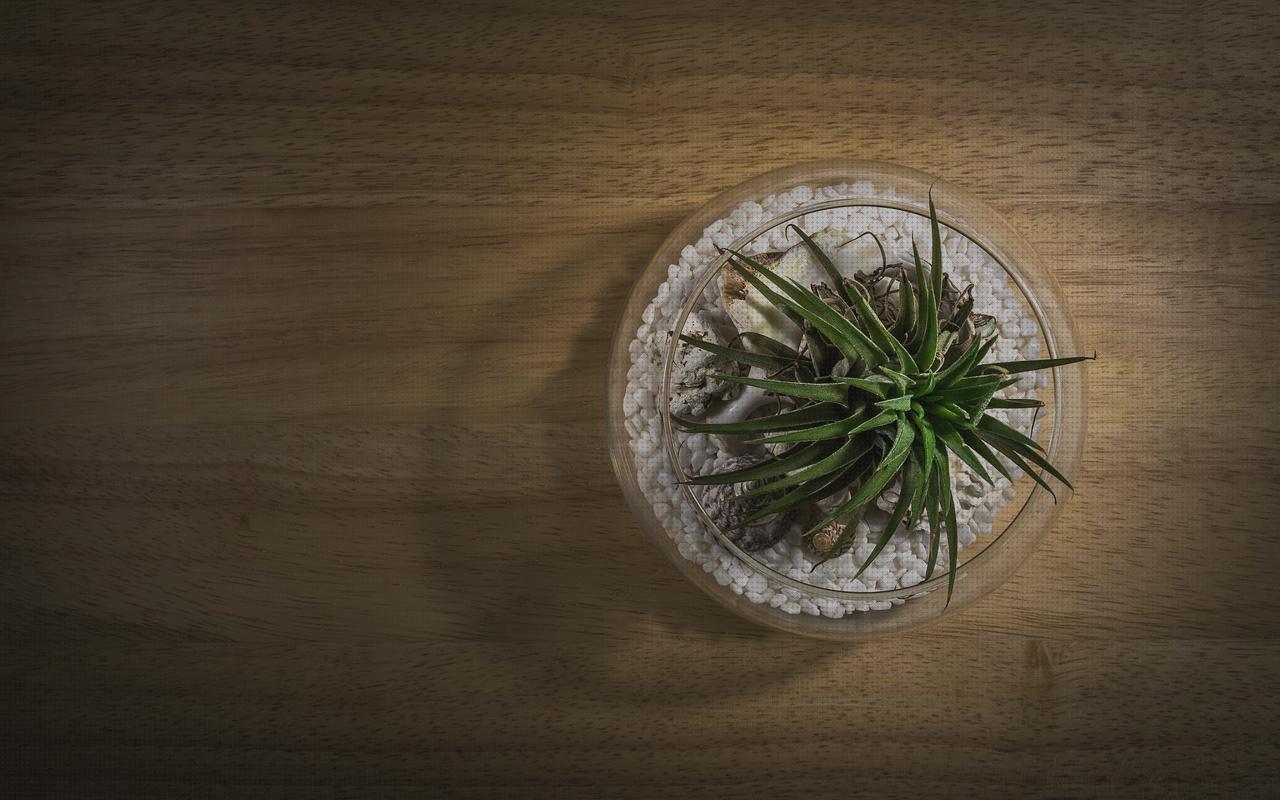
left=673, top=197, right=1091, bottom=602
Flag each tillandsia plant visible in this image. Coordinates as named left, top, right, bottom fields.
left=673, top=197, right=1092, bottom=602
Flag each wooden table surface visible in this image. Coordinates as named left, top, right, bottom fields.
left=4, top=1, right=1279, bottom=797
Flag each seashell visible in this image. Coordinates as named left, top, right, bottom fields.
left=696, top=456, right=803, bottom=552
left=804, top=522, right=846, bottom=559
left=875, top=476, right=903, bottom=513
left=667, top=311, right=746, bottom=418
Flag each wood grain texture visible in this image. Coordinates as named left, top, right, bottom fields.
left=3, top=0, right=1279, bottom=797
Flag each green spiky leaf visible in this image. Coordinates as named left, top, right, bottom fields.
left=981, top=354, right=1095, bottom=374
left=737, top=438, right=873, bottom=498
left=986, top=397, right=1044, bottom=409
left=853, top=453, right=918, bottom=579
left=738, top=331, right=803, bottom=360
left=835, top=375, right=893, bottom=399
left=710, top=373, right=848, bottom=405
left=929, top=192, right=945, bottom=310
left=875, top=395, right=913, bottom=412
left=912, top=239, right=940, bottom=367
left=846, top=409, right=897, bottom=436
left=807, top=415, right=915, bottom=536
left=891, top=271, right=916, bottom=338
left=913, top=408, right=937, bottom=501
left=878, top=365, right=911, bottom=394
left=749, top=406, right=870, bottom=444
left=672, top=402, right=840, bottom=435
left=936, top=334, right=996, bottom=388
left=936, top=446, right=959, bottom=604
left=934, top=418, right=994, bottom=485
left=960, top=427, right=1013, bottom=483
left=978, top=421, right=1074, bottom=490
left=684, top=441, right=830, bottom=485
left=733, top=458, right=871, bottom=528
left=923, top=464, right=944, bottom=579
left=844, top=277, right=919, bottom=372
left=975, top=430, right=1061, bottom=495
left=925, top=376, right=1018, bottom=405
left=976, top=413, right=1043, bottom=452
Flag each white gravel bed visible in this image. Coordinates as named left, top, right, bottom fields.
left=624, top=182, right=1045, bottom=617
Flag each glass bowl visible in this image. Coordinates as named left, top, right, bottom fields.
left=606, top=160, right=1085, bottom=638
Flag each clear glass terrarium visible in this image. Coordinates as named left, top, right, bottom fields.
left=606, top=160, right=1086, bottom=638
